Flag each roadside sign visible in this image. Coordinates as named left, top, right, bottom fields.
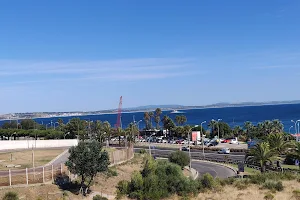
left=238, top=162, right=245, bottom=172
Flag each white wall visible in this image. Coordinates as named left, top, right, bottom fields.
left=0, top=139, right=78, bottom=151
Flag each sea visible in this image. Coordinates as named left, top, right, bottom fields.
left=1, top=104, right=300, bottom=133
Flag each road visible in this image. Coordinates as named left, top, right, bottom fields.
left=0, top=147, right=239, bottom=178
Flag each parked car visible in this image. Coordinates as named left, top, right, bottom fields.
left=181, top=146, right=190, bottom=151
left=221, top=139, right=230, bottom=143
left=218, top=148, right=230, bottom=154
left=207, top=140, right=218, bottom=147
left=229, top=139, right=239, bottom=144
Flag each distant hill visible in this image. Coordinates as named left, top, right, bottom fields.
left=123, top=105, right=183, bottom=111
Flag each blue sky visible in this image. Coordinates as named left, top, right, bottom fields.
left=0, top=0, right=300, bottom=113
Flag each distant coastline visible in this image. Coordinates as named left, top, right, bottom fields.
left=1, top=100, right=300, bottom=121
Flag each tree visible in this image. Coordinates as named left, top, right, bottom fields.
left=292, top=142, right=300, bottom=170
left=143, top=112, right=151, bottom=130
left=91, top=120, right=105, bottom=143
left=2, top=121, right=18, bottom=129
left=65, top=118, right=85, bottom=139
left=125, top=123, right=138, bottom=147
left=233, top=126, right=243, bottom=137
left=175, top=115, right=187, bottom=126
left=154, top=108, right=162, bottom=130
left=162, top=115, right=175, bottom=135
left=103, top=121, right=111, bottom=146
left=20, top=119, right=36, bottom=130
left=169, top=151, right=190, bottom=169
left=249, top=142, right=277, bottom=173
left=65, top=140, right=110, bottom=195
left=208, top=121, right=231, bottom=138
left=115, top=127, right=124, bottom=146
left=271, top=119, right=283, bottom=133
left=267, top=133, right=292, bottom=155
left=244, top=121, right=253, bottom=138
left=149, top=112, right=154, bottom=129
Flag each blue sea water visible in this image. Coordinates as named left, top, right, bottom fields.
left=1, top=104, right=300, bottom=133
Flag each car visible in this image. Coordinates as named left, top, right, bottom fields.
left=229, top=139, right=239, bottom=144
left=222, top=139, right=230, bottom=143
left=181, top=146, right=190, bottom=151
left=218, top=148, right=230, bottom=154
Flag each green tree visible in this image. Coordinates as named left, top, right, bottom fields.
left=162, top=115, right=175, bottom=137
left=244, top=121, right=253, bottom=138
left=115, top=127, right=124, bottom=146
left=2, top=121, right=18, bottom=129
left=292, top=142, right=300, bottom=170
left=175, top=115, right=187, bottom=126
left=125, top=123, right=138, bottom=147
left=143, top=112, right=151, bottom=130
left=149, top=112, right=154, bottom=129
left=65, top=118, right=85, bottom=139
left=267, top=133, right=292, bottom=155
left=233, top=126, right=243, bottom=137
left=103, top=121, right=112, bottom=146
left=91, top=120, right=105, bottom=143
left=249, top=142, right=277, bottom=173
left=154, top=108, right=162, bottom=130
left=20, top=119, right=36, bottom=130
left=65, top=141, right=110, bottom=195
left=168, top=150, right=190, bottom=169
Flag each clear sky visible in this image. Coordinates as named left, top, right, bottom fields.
left=0, top=0, right=300, bottom=113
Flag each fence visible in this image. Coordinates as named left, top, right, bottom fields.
left=0, top=147, right=134, bottom=187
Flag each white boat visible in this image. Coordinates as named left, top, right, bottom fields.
left=170, top=110, right=183, bottom=114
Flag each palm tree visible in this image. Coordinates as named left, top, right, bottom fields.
left=267, top=133, right=292, bottom=155
left=115, top=127, right=124, bottom=146
left=208, top=120, right=217, bottom=137
left=233, top=126, right=242, bottom=137
left=149, top=112, right=154, bottom=129
left=126, top=123, right=139, bottom=147
left=291, top=142, right=300, bottom=170
left=263, top=120, right=273, bottom=135
left=154, top=108, right=162, bottom=129
left=103, top=121, right=111, bottom=146
left=92, top=120, right=104, bottom=143
left=243, top=121, right=253, bottom=138
left=144, top=112, right=150, bottom=130
left=271, top=119, right=283, bottom=133
left=249, top=142, right=277, bottom=173
left=175, top=115, right=181, bottom=126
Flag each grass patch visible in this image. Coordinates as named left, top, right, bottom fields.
left=282, top=164, right=300, bottom=170
left=0, top=149, right=65, bottom=170
left=228, top=164, right=259, bottom=174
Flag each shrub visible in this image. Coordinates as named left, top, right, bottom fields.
left=168, top=151, right=190, bottom=169
left=139, top=149, right=146, bottom=154
left=262, top=180, right=283, bottom=191
left=117, top=180, right=129, bottom=195
left=2, top=192, right=19, bottom=200
left=106, top=168, right=118, bottom=177
left=292, top=189, right=300, bottom=200
left=264, top=193, right=274, bottom=200
left=219, top=177, right=236, bottom=186
left=93, top=195, right=108, bottom=200
left=234, top=179, right=250, bottom=190
left=199, top=173, right=219, bottom=190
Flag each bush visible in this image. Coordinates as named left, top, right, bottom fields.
left=292, top=189, right=300, bottom=200
left=139, top=149, right=146, bottom=154
left=198, top=173, right=220, bottom=191
left=234, top=179, right=250, bottom=190
left=261, top=180, right=283, bottom=191
left=3, top=192, right=19, bottom=200
left=106, top=168, right=118, bottom=177
left=93, top=195, right=108, bottom=200
left=168, top=151, right=190, bottom=169
left=264, top=193, right=274, bottom=200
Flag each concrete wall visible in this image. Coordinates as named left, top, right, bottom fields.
left=0, top=139, right=78, bottom=150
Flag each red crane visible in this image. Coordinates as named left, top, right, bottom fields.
left=115, top=96, right=123, bottom=128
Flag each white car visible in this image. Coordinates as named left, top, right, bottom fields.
left=218, top=148, right=230, bottom=154
left=229, top=139, right=239, bottom=144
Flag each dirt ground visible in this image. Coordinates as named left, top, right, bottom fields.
left=0, top=149, right=66, bottom=170
left=166, top=180, right=300, bottom=200
left=91, top=154, right=145, bottom=196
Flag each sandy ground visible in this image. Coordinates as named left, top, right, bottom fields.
left=0, top=149, right=66, bottom=170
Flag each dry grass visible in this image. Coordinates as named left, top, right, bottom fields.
left=91, top=154, right=145, bottom=196
left=0, top=149, right=66, bottom=170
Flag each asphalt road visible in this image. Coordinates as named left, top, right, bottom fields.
left=191, top=160, right=236, bottom=178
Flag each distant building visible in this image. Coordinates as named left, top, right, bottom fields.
left=292, top=134, right=300, bottom=142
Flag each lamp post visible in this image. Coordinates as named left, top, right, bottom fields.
left=54, top=122, right=59, bottom=130
left=289, top=126, right=293, bottom=134
left=292, top=120, right=298, bottom=141
left=46, top=123, right=51, bottom=130
left=64, top=132, right=70, bottom=139
left=217, top=119, right=222, bottom=139
left=149, top=133, right=156, bottom=156
left=200, top=121, right=207, bottom=158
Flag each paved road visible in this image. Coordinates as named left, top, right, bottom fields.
left=191, top=160, right=236, bottom=178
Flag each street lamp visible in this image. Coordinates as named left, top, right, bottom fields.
left=64, top=132, right=70, bottom=139
left=46, top=123, right=51, bottom=130
left=289, top=126, right=294, bottom=134
left=54, top=122, right=59, bottom=130
left=291, top=120, right=298, bottom=141
left=200, top=121, right=207, bottom=158
left=217, top=119, right=222, bottom=139
left=149, top=133, right=156, bottom=156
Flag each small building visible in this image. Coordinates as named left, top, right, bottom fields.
left=292, top=134, right=300, bottom=142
